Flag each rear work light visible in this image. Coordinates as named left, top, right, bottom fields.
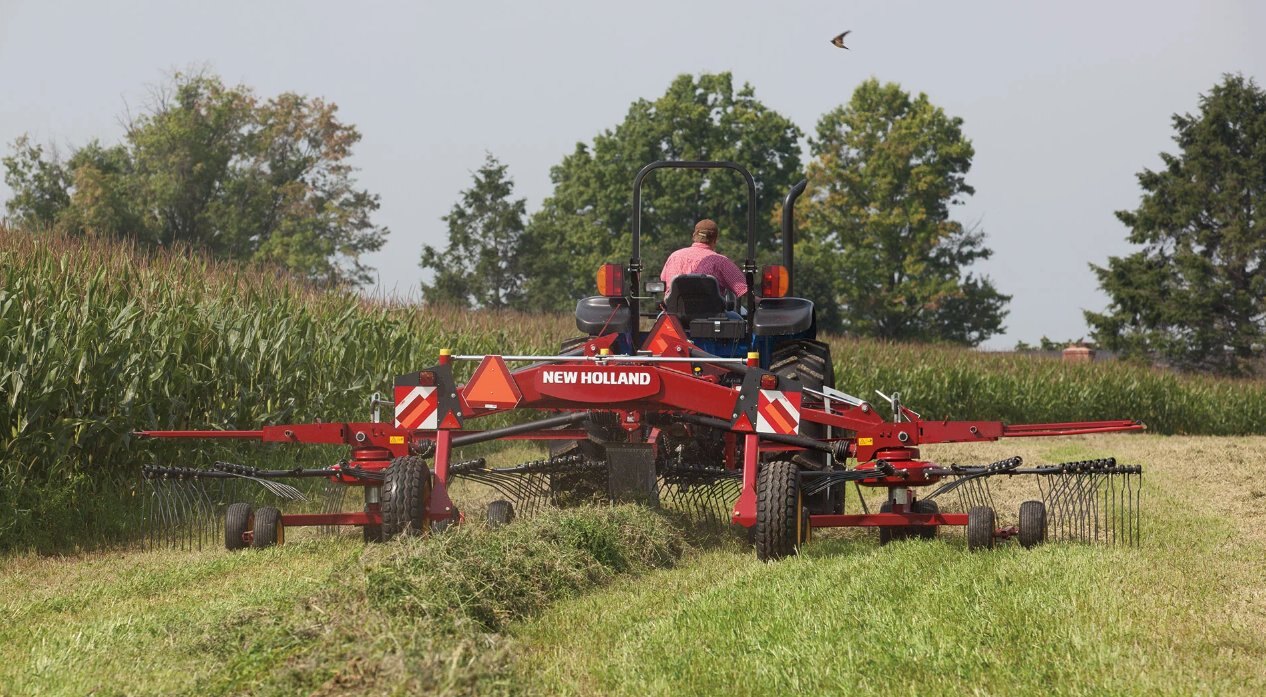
left=597, top=263, right=625, bottom=297
left=761, top=265, right=789, bottom=298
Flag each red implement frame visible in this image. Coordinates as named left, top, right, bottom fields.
left=136, top=332, right=1145, bottom=532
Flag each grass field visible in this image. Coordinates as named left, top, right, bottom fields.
left=6, top=433, right=1266, bottom=696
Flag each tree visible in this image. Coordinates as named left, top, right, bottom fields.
left=2, top=71, right=386, bottom=286
left=419, top=154, right=526, bottom=309
left=795, top=79, right=1008, bottom=345
left=519, top=73, right=803, bottom=311
left=1086, top=75, right=1266, bottom=376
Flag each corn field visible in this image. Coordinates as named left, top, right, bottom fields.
left=3, top=225, right=1266, bottom=551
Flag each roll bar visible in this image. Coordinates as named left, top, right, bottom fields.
left=781, top=179, right=807, bottom=296
left=630, top=161, right=759, bottom=340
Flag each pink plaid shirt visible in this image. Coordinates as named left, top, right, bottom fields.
left=660, top=243, right=749, bottom=298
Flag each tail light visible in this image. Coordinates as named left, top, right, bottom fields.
left=759, top=373, right=779, bottom=390
left=761, top=265, right=789, bottom=297
left=597, top=263, right=625, bottom=297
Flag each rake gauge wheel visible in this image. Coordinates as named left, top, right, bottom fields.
left=225, top=502, right=253, bottom=551
left=432, top=508, right=459, bottom=533
left=966, top=506, right=996, bottom=551
left=251, top=507, right=284, bottom=548
left=381, top=456, right=433, bottom=539
left=912, top=499, right=939, bottom=540
left=1018, top=500, right=1047, bottom=549
left=877, top=501, right=904, bottom=545
left=755, top=460, right=804, bottom=561
left=487, top=500, right=515, bottom=527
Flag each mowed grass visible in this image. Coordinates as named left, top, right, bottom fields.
left=513, top=434, right=1266, bottom=696
left=5, top=435, right=1266, bottom=695
left=0, top=504, right=685, bottom=696
left=1, top=538, right=363, bottom=696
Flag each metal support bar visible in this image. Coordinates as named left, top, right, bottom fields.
left=282, top=512, right=378, bottom=527
left=731, top=432, right=761, bottom=527
left=449, top=412, right=591, bottom=448
left=810, top=512, right=970, bottom=528
left=451, top=354, right=747, bottom=364
left=673, top=412, right=839, bottom=455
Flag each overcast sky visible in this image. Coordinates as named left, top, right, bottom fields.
left=2, top=0, right=1263, bottom=348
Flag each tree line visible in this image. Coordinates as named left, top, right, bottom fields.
left=6, top=71, right=1264, bottom=372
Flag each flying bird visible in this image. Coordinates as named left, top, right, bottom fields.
left=830, top=30, right=851, bottom=50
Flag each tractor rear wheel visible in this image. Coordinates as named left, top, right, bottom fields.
left=967, top=506, right=996, bottom=551
left=771, top=339, right=834, bottom=390
left=381, top=456, right=432, bottom=539
left=225, top=503, right=253, bottom=551
left=771, top=340, right=835, bottom=475
left=755, top=460, right=804, bottom=561
left=560, top=336, right=589, bottom=354
left=1018, top=500, right=1047, bottom=549
left=251, top=507, right=284, bottom=548
left=487, top=500, right=515, bottom=527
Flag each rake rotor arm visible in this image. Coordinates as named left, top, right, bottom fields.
left=135, top=422, right=412, bottom=456
left=1000, top=420, right=1146, bottom=437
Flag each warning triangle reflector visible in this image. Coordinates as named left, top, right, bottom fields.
left=732, top=412, right=754, bottom=432
left=642, top=314, right=689, bottom=355
left=462, top=355, right=522, bottom=411
left=439, top=411, right=462, bottom=430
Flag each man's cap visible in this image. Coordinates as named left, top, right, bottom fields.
left=693, top=219, right=719, bottom=243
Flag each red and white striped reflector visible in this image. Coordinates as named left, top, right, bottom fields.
left=394, top=385, right=439, bottom=430
left=755, top=389, right=801, bottom=435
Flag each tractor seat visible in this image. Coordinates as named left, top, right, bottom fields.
left=664, top=274, right=728, bottom=324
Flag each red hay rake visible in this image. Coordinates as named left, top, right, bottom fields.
left=137, top=161, right=1144, bottom=560
left=137, top=325, right=1144, bottom=560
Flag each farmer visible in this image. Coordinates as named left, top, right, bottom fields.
left=660, top=219, right=748, bottom=299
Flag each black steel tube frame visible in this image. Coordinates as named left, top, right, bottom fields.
left=631, top=161, right=759, bottom=343
left=142, top=465, right=346, bottom=479
left=450, top=411, right=592, bottom=448
left=780, top=179, right=807, bottom=296
left=672, top=412, right=837, bottom=454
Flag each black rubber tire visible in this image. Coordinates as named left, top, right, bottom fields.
left=771, top=339, right=834, bottom=390
left=912, top=499, right=940, bottom=540
left=878, top=500, right=905, bottom=546
left=225, top=503, right=253, bottom=551
left=1018, top=500, right=1047, bottom=549
left=487, top=500, right=515, bottom=527
left=251, top=506, right=284, bottom=548
left=770, top=340, right=834, bottom=474
left=877, top=499, right=937, bottom=544
left=381, top=455, right=432, bottom=539
left=755, top=460, right=803, bottom=561
left=967, top=506, right=996, bottom=551
left=432, top=508, right=459, bottom=533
